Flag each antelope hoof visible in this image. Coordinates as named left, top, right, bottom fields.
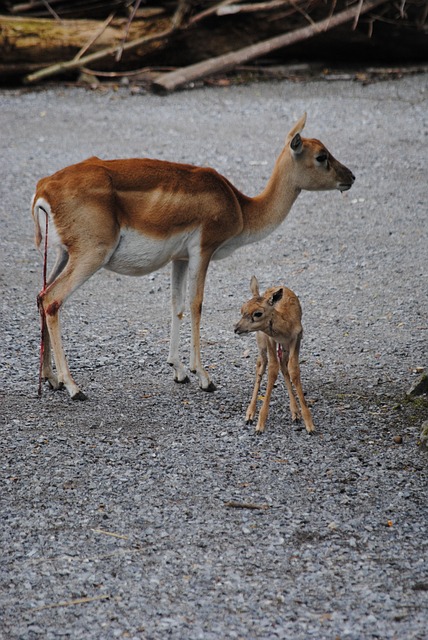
left=201, top=381, right=217, bottom=392
left=71, top=390, right=88, bottom=401
left=168, top=361, right=189, bottom=383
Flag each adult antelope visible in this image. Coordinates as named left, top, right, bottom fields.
left=32, top=113, right=354, bottom=400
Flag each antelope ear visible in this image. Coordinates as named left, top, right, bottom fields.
left=286, top=112, right=307, bottom=144
left=269, top=288, right=283, bottom=306
left=250, top=275, right=260, bottom=297
left=290, top=132, right=304, bottom=156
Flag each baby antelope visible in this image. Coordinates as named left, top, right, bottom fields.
left=235, top=276, right=315, bottom=434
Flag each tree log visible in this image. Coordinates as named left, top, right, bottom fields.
left=152, top=0, right=388, bottom=92
left=0, top=14, right=170, bottom=68
left=0, top=0, right=426, bottom=85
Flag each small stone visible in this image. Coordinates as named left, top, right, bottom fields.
left=407, top=372, right=428, bottom=397
left=393, top=435, right=403, bottom=444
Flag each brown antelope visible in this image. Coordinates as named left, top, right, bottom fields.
left=235, top=276, right=314, bottom=434
left=32, top=113, right=354, bottom=400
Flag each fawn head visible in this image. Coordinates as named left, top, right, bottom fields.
left=234, top=276, right=284, bottom=335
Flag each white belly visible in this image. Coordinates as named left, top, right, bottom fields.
left=105, top=228, right=193, bottom=276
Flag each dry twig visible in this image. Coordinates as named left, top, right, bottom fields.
left=73, top=11, right=116, bottom=62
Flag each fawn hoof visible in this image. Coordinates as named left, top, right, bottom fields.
left=71, top=390, right=88, bottom=401
left=174, top=375, right=190, bottom=384
left=42, top=375, right=63, bottom=392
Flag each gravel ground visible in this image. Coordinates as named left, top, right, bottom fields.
left=1, top=76, right=427, bottom=640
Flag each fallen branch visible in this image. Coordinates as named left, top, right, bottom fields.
left=216, top=0, right=290, bottom=17
left=187, top=0, right=239, bottom=25
left=352, top=0, right=365, bottom=29
left=152, top=0, right=388, bottom=93
left=115, top=0, right=142, bottom=62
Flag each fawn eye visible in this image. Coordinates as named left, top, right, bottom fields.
left=316, top=153, right=328, bottom=163
left=253, top=311, right=263, bottom=320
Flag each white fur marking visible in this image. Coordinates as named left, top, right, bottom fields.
left=34, top=197, right=63, bottom=250
left=105, top=228, right=198, bottom=276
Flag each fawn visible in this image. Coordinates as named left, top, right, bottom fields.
left=235, top=276, right=314, bottom=434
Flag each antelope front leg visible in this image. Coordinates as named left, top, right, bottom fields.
left=168, top=260, right=190, bottom=384
left=188, top=252, right=215, bottom=392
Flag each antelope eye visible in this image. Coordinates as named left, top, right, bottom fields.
left=316, top=153, right=328, bottom=163
left=253, top=311, right=263, bottom=320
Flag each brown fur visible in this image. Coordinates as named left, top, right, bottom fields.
left=32, top=113, right=354, bottom=400
left=235, top=276, right=315, bottom=434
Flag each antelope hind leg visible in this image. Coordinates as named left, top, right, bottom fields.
left=168, top=260, right=190, bottom=384
left=39, top=246, right=69, bottom=392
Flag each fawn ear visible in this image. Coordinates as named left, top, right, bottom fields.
left=269, top=288, right=284, bottom=306
left=250, top=275, right=260, bottom=297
